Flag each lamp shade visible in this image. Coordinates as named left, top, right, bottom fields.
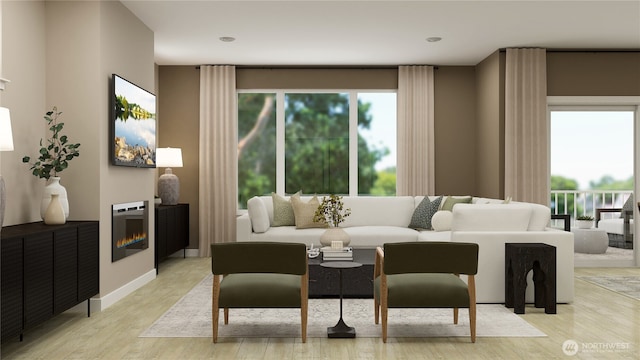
left=156, top=147, right=183, bottom=168
left=0, top=107, right=13, bottom=151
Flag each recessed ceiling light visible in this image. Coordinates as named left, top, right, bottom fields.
left=219, top=36, right=236, bottom=42
left=426, top=37, right=442, bottom=43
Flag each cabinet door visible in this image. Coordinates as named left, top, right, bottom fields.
left=1, top=235, right=23, bottom=341
left=78, top=222, right=99, bottom=301
left=156, top=207, right=168, bottom=261
left=23, top=232, right=54, bottom=329
left=177, top=204, right=189, bottom=249
left=54, top=227, right=78, bottom=314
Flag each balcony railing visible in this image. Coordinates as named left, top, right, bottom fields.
left=550, top=190, right=633, bottom=223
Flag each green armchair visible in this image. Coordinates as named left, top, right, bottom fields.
left=374, top=241, right=479, bottom=343
left=210, top=242, right=308, bottom=343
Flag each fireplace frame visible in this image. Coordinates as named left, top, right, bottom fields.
left=112, top=200, right=149, bottom=262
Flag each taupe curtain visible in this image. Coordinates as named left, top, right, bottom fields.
left=504, top=48, right=548, bottom=205
left=199, top=65, right=237, bottom=256
left=397, top=65, right=435, bottom=196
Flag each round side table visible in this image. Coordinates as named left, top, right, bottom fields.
left=572, top=228, right=608, bottom=254
left=320, top=261, right=362, bottom=338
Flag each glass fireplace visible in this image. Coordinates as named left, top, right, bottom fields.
left=112, top=200, right=149, bottom=262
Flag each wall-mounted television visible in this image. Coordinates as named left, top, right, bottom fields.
left=110, top=74, right=156, bottom=168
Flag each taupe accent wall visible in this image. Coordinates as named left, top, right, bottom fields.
left=547, top=52, right=640, bottom=96
left=474, top=50, right=505, bottom=199
left=158, top=66, right=200, bottom=250
left=433, top=66, right=477, bottom=196
left=237, top=68, right=398, bottom=89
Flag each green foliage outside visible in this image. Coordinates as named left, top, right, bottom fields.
left=237, top=93, right=392, bottom=208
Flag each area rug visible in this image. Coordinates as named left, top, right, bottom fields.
left=579, top=276, right=640, bottom=301
left=140, top=275, right=545, bottom=339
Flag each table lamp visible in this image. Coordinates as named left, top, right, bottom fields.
left=0, top=107, right=14, bottom=227
left=156, top=147, right=183, bottom=205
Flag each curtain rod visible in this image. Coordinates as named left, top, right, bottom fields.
left=195, top=65, right=439, bottom=70
left=499, top=48, right=639, bottom=53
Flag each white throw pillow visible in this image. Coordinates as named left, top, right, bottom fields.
left=431, top=210, right=453, bottom=231
left=247, top=196, right=270, bottom=233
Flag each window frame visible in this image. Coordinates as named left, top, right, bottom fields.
left=237, top=89, right=397, bottom=198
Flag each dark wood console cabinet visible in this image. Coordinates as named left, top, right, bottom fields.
left=1, top=221, right=99, bottom=342
left=154, top=203, right=189, bottom=273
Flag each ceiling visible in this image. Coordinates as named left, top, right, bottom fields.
left=121, top=0, right=640, bottom=66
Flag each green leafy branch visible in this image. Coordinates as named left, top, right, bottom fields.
left=313, top=194, right=351, bottom=227
left=22, top=107, right=81, bottom=180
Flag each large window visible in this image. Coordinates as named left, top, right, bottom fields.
left=237, top=91, right=396, bottom=208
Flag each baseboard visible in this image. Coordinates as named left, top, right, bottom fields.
left=89, top=269, right=157, bottom=313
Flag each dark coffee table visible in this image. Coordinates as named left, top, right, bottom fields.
left=308, top=248, right=375, bottom=298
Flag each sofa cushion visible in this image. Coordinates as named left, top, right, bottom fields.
left=431, top=210, right=453, bottom=231
left=291, top=195, right=326, bottom=229
left=409, top=195, right=443, bottom=230
left=343, top=226, right=419, bottom=247
left=418, top=230, right=452, bottom=241
left=272, top=192, right=298, bottom=226
left=451, top=204, right=532, bottom=231
left=247, top=196, right=270, bottom=233
left=341, top=196, right=415, bottom=227
left=440, top=195, right=472, bottom=211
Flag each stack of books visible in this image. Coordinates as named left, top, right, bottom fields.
left=321, top=246, right=353, bottom=261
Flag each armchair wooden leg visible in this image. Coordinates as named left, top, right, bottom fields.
left=453, top=308, right=459, bottom=324
left=212, top=275, right=221, bottom=343
left=301, top=274, right=308, bottom=343
left=469, top=275, right=477, bottom=343
left=469, top=305, right=476, bottom=343
left=381, top=274, right=388, bottom=343
left=224, top=308, right=229, bottom=324
left=374, top=295, right=379, bottom=325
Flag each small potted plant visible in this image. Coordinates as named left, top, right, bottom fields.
left=575, top=215, right=594, bottom=229
left=22, top=107, right=81, bottom=220
left=314, top=194, right=352, bottom=247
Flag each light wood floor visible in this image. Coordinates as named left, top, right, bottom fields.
left=2, top=257, right=639, bottom=360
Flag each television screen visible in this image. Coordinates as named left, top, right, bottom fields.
left=111, top=74, right=156, bottom=168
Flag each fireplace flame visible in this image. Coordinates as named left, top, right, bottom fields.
left=116, top=232, right=147, bottom=248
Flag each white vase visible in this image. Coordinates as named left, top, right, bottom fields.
left=44, top=193, right=66, bottom=225
left=320, top=227, right=350, bottom=247
left=41, top=177, right=69, bottom=220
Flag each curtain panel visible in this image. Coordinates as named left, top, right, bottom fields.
left=397, top=65, right=435, bottom=196
left=199, top=65, right=237, bottom=256
left=504, top=48, right=548, bottom=205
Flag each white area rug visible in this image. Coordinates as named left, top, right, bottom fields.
left=140, top=275, right=546, bottom=339
left=579, top=276, right=640, bottom=301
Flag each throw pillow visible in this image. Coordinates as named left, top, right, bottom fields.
left=247, top=196, right=270, bottom=233
left=620, top=195, right=634, bottom=218
left=431, top=210, right=453, bottom=231
left=440, top=195, right=472, bottom=211
left=409, top=195, right=443, bottom=230
left=271, top=191, right=299, bottom=226
left=291, top=195, right=327, bottom=229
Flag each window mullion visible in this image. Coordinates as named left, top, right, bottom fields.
left=349, top=92, right=358, bottom=196
left=276, top=91, right=285, bottom=195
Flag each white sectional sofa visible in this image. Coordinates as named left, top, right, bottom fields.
left=237, top=195, right=574, bottom=303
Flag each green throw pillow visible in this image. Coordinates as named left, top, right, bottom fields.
left=409, top=196, right=443, bottom=230
left=271, top=191, right=300, bottom=226
left=440, top=195, right=472, bottom=211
